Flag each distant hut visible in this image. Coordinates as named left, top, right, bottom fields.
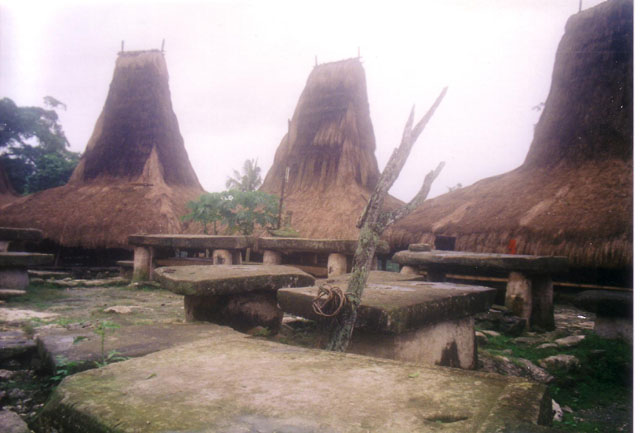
left=385, top=0, right=632, bottom=285
left=0, top=50, right=204, bottom=257
left=261, top=58, right=402, bottom=239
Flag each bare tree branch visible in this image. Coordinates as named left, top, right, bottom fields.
left=326, top=87, right=448, bottom=352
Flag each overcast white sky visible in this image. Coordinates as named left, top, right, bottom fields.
left=0, top=0, right=606, bottom=200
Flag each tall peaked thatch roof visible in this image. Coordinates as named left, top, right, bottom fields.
left=385, top=0, right=632, bottom=270
left=261, top=58, right=402, bottom=239
left=0, top=50, right=204, bottom=249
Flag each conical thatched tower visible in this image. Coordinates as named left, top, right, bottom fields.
left=0, top=50, right=204, bottom=249
left=261, top=58, right=402, bottom=239
left=386, top=0, right=632, bottom=283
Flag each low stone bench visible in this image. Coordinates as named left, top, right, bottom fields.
left=393, top=250, right=568, bottom=331
left=128, top=234, right=253, bottom=281
left=154, top=264, right=315, bottom=331
left=574, top=290, right=632, bottom=343
left=0, top=252, right=54, bottom=290
left=258, top=237, right=390, bottom=278
left=0, top=227, right=43, bottom=252
left=278, top=272, right=495, bottom=369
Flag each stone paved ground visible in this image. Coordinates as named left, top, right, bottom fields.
left=0, top=279, right=632, bottom=432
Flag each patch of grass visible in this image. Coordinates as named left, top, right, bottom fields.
left=10, top=285, right=69, bottom=308
left=482, top=330, right=632, bottom=431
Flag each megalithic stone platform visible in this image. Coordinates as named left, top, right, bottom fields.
left=40, top=329, right=552, bottom=432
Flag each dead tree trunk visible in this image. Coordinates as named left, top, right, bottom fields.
left=325, top=88, right=447, bottom=352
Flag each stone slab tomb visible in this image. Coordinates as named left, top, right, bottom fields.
left=153, top=264, right=315, bottom=331
left=129, top=234, right=252, bottom=281
left=393, top=250, right=568, bottom=330
left=278, top=272, right=495, bottom=369
left=40, top=329, right=552, bottom=432
left=258, top=237, right=390, bottom=278
left=574, top=290, right=632, bottom=343
left=0, top=252, right=54, bottom=290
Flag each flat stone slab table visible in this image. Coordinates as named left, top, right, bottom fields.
left=154, top=264, right=315, bottom=331
left=278, top=276, right=495, bottom=369
left=128, top=234, right=253, bottom=281
left=393, top=250, right=568, bottom=331
left=574, top=290, right=632, bottom=343
left=0, top=227, right=43, bottom=252
left=0, top=252, right=54, bottom=290
left=40, top=330, right=552, bottom=432
left=258, top=237, right=390, bottom=277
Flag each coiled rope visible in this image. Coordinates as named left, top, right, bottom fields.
left=311, top=284, right=346, bottom=317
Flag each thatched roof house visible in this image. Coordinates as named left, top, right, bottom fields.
left=0, top=50, right=204, bottom=249
left=261, top=58, right=402, bottom=239
left=385, top=0, right=632, bottom=277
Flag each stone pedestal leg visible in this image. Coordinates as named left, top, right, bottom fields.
left=327, top=253, right=347, bottom=277
left=212, top=249, right=233, bottom=265
left=263, top=250, right=282, bottom=265
left=0, top=268, right=29, bottom=289
left=530, top=275, right=555, bottom=331
left=505, top=271, right=533, bottom=328
left=0, top=241, right=9, bottom=252
left=132, top=246, right=153, bottom=282
left=370, top=255, right=378, bottom=270
left=400, top=266, right=419, bottom=276
left=232, top=250, right=243, bottom=265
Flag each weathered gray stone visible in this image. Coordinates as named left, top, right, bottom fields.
left=573, top=290, right=632, bottom=343
left=0, top=270, right=29, bottom=290
left=409, top=243, right=433, bottom=252
left=258, top=237, right=390, bottom=255
left=28, top=270, right=73, bottom=280
left=392, top=250, right=568, bottom=275
left=278, top=280, right=495, bottom=334
left=40, top=333, right=551, bottom=432
left=537, top=343, right=558, bottom=350
left=327, top=253, right=347, bottom=277
left=346, top=316, right=478, bottom=369
left=0, top=409, right=30, bottom=433
left=129, top=234, right=252, bottom=250
left=184, top=292, right=283, bottom=331
left=262, top=250, right=282, bottom=265
left=0, top=330, right=36, bottom=361
left=132, top=246, right=153, bottom=282
left=36, top=323, right=233, bottom=374
left=0, top=227, right=43, bottom=242
left=483, top=330, right=501, bottom=337
left=212, top=249, right=233, bottom=265
left=554, top=335, right=585, bottom=347
left=538, top=354, right=580, bottom=372
left=0, top=252, right=54, bottom=268
left=0, top=289, right=26, bottom=300
left=0, top=369, right=16, bottom=380
left=153, top=265, right=315, bottom=296
left=327, top=270, right=423, bottom=284
left=573, top=290, right=632, bottom=317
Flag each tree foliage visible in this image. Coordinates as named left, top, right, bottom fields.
left=0, top=97, right=80, bottom=194
left=183, top=190, right=278, bottom=236
left=225, top=158, right=262, bottom=192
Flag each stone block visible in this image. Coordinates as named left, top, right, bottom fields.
left=39, top=333, right=552, bottom=432
left=153, top=265, right=315, bottom=296
left=327, top=253, right=347, bottom=277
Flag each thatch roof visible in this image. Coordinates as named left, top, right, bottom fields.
left=0, top=50, right=204, bottom=249
left=385, top=0, right=633, bottom=270
left=261, top=58, right=403, bottom=239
